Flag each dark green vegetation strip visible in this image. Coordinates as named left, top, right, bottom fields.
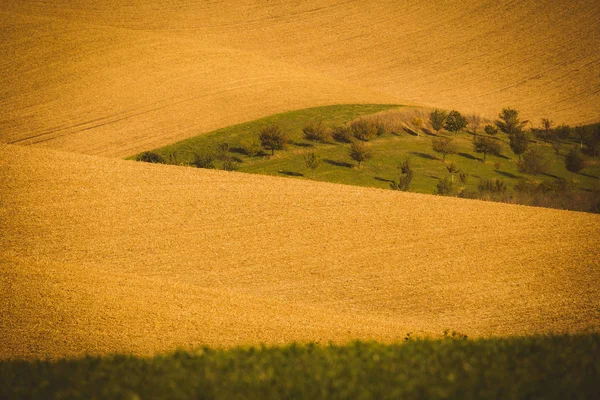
left=2, top=335, right=599, bottom=399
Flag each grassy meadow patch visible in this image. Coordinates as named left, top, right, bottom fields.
left=3, top=335, right=599, bottom=399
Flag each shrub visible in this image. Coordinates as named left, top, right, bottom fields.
left=435, top=177, right=453, bottom=195
left=136, top=151, right=165, bottom=164
left=391, top=158, right=413, bottom=191
left=467, top=114, right=481, bottom=134
left=431, top=136, right=456, bottom=162
left=582, top=126, right=600, bottom=159
left=459, top=170, right=468, bottom=184
left=331, top=125, right=352, bottom=143
left=350, top=119, right=378, bottom=141
left=217, top=142, right=230, bottom=160
left=484, top=125, right=498, bottom=135
left=240, top=136, right=263, bottom=157
left=259, top=125, right=288, bottom=156
left=303, top=121, right=331, bottom=145
left=192, top=152, right=216, bottom=169
left=565, top=147, right=585, bottom=181
left=508, top=131, right=530, bottom=159
left=478, top=178, right=507, bottom=193
left=412, top=117, right=424, bottom=136
left=304, top=152, right=322, bottom=177
left=349, top=142, right=373, bottom=167
left=554, top=124, right=571, bottom=140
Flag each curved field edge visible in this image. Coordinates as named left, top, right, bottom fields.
left=2, top=335, right=599, bottom=399
left=138, top=104, right=600, bottom=210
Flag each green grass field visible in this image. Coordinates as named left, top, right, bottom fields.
left=137, top=105, right=600, bottom=203
left=3, top=335, right=598, bottom=399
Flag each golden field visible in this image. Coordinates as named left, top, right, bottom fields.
left=1, top=1, right=600, bottom=360
left=1, top=0, right=599, bottom=156
left=1, top=143, right=599, bottom=359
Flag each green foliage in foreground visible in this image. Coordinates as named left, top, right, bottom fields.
left=2, top=335, right=599, bottom=399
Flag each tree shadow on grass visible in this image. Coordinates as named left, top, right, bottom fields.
left=279, top=170, right=304, bottom=177
left=580, top=172, right=599, bottom=180
left=458, top=152, right=479, bottom=161
left=293, top=141, right=313, bottom=148
left=426, top=175, right=441, bottom=180
left=496, top=170, right=519, bottom=179
left=542, top=172, right=561, bottom=180
left=410, top=151, right=438, bottom=161
left=324, top=159, right=353, bottom=168
left=374, top=177, right=394, bottom=183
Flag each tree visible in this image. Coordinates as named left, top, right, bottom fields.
left=550, top=134, right=562, bottom=160
left=429, top=109, right=448, bottom=134
left=517, top=147, right=549, bottom=176
left=136, top=151, right=165, bottom=164
left=554, top=124, right=571, bottom=140
left=472, top=135, right=502, bottom=161
left=435, top=177, right=452, bottom=195
left=241, top=136, right=262, bottom=157
left=494, top=108, right=528, bottom=135
left=431, top=136, right=456, bottom=162
left=331, top=125, right=352, bottom=143
left=259, top=125, right=288, bottom=156
left=350, top=119, right=377, bottom=141
left=467, top=114, right=482, bottom=134
left=484, top=124, right=499, bottom=135
left=532, top=118, right=553, bottom=142
left=349, top=142, right=373, bottom=167
left=304, top=152, right=322, bottom=177
left=303, top=121, right=331, bottom=145
left=446, top=162, right=458, bottom=183
left=508, top=131, right=529, bottom=159
left=391, top=157, right=413, bottom=191
left=565, top=147, right=585, bottom=181
left=444, top=110, right=468, bottom=134
left=412, top=117, right=424, bottom=137
left=582, top=126, right=600, bottom=160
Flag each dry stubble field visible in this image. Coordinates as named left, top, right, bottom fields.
left=1, top=143, right=599, bottom=359
left=1, top=1, right=600, bottom=361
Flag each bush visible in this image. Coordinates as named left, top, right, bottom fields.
left=350, top=119, right=378, bottom=141
left=517, top=147, right=549, bottom=176
left=192, top=152, right=216, bottom=169
left=478, top=178, right=507, bottom=193
left=240, top=136, right=263, bottom=157
left=508, top=131, right=530, bottom=159
left=484, top=125, right=499, bottom=135
left=431, top=136, right=456, bottom=162
left=303, top=121, right=331, bottom=144
left=472, top=135, right=502, bottom=161
left=304, top=152, right=322, bottom=177
left=331, top=125, right=352, bottom=143
left=222, top=159, right=239, bottom=171
left=434, top=177, right=453, bottom=195
left=391, top=158, right=413, bottom=191
left=136, top=151, right=165, bottom=164
left=565, top=147, right=585, bottom=180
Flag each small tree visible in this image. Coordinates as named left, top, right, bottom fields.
left=259, top=125, right=288, bottom=156
left=435, top=177, right=453, bottom=195
left=350, top=119, right=378, bottom=141
left=446, top=162, right=458, bottom=183
left=565, top=147, right=585, bottom=181
left=412, top=117, right=424, bottom=137
left=484, top=124, right=499, bottom=135
left=495, top=108, right=528, bottom=135
left=445, top=110, right=468, bottom=134
left=517, top=147, right=549, bottom=176
left=431, top=136, right=456, bottom=162
left=554, top=124, right=571, bottom=140
left=467, top=114, right=482, bottom=134
left=303, top=121, right=331, bottom=145
left=574, top=126, right=588, bottom=149
left=430, top=109, right=448, bottom=134
left=136, top=151, right=165, bottom=164
left=532, top=118, right=553, bottom=142
left=192, top=152, right=216, bottom=169
left=508, top=131, right=529, bottom=159
left=241, top=136, right=262, bottom=157
left=582, top=126, right=600, bottom=160
left=331, top=125, right=352, bottom=143
left=550, top=134, right=562, bottom=160
left=391, top=158, right=413, bottom=191
left=304, top=152, right=322, bottom=177
left=217, top=142, right=230, bottom=160
left=349, top=142, right=373, bottom=168
left=472, top=135, right=502, bottom=161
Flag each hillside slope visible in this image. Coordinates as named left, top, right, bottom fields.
left=1, top=143, right=599, bottom=359
left=1, top=0, right=599, bottom=156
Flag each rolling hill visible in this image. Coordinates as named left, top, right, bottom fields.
left=1, top=0, right=599, bottom=157
left=1, top=143, right=599, bottom=359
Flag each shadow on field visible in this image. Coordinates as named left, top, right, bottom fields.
left=580, top=172, right=599, bottom=180
left=458, top=152, right=478, bottom=161
left=279, top=170, right=303, bottom=177
left=374, top=177, right=394, bottom=183
left=293, top=142, right=313, bottom=148
left=324, top=159, right=353, bottom=168
left=542, top=172, right=561, bottom=180
left=410, top=151, right=438, bottom=161
left=496, top=170, right=519, bottom=179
